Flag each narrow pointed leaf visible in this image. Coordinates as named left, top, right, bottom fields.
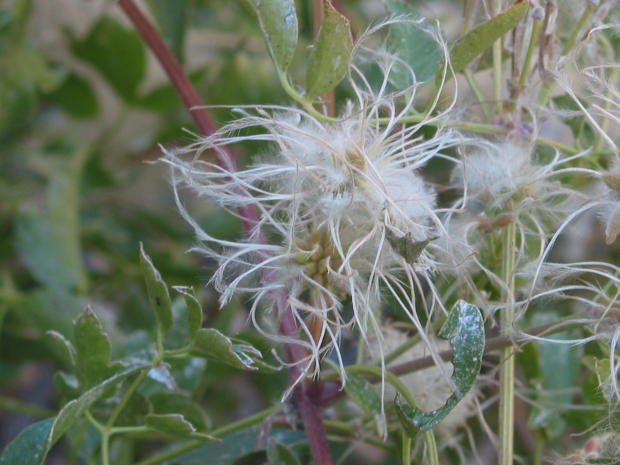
left=246, top=0, right=297, bottom=73
left=173, top=286, right=203, bottom=344
left=305, top=1, right=352, bottom=101
left=192, top=328, right=262, bottom=370
left=140, top=243, right=173, bottom=332
left=386, top=1, right=443, bottom=85
left=47, top=331, right=75, bottom=367
left=144, top=414, right=219, bottom=441
left=395, top=300, right=484, bottom=438
left=345, top=373, right=386, bottom=437
left=444, top=0, right=528, bottom=79
left=74, top=306, right=113, bottom=389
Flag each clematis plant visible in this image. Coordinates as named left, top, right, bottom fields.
left=4, top=1, right=620, bottom=465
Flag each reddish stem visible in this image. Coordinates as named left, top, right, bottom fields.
left=116, top=1, right=333, bottom=463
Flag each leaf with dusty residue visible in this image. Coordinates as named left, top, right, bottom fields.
left=395, top=300, right=484, bottom=438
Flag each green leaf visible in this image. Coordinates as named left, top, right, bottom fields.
left=146, top=0, right=189, bottom=62
left=74, top=306, right=117, bottom=389
left=46, top=330, right=75, bottom=367
left=516, top=336, right=541, bottom=384
left=526, top=312, right=583, bottom=439
left=46, top=73, right=99, bottom=118
left=385, top=1, right=443, bottom=85
left=70, top=16, right=146, bottom=102
left=15, top=147, right=88, bottom=292
left=51, top=364, right=149, bottom=444
left=0, top=365, right=148, bottom=465
left=149, top=391, right=210, bottom=431
left=395, top=300, right=484, bottom=438
left=0, top=418, right=55, bottom=465
left=173, top=286, right=203, bottom=345
left=445, top=0, right=528, bottom=79
left=538, top=329, right=582, bottom=405
left=305, top=1, right=352, bottom=101
left=140, top=243, right=173, bottom=333
left=145, top=414, right=218, bottom=441
left=344, top=373, right=385, bottom=437
left=245, top=0, right=297, bottom=73
left=192, top=328, right=262, bottom=370
left=267, top=437, right=301, bottom=465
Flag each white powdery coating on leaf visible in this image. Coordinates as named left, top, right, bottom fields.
left=369, top=327, right=479, bottom=436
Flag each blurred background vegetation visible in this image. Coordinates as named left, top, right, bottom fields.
left=0, top=0, right=303, bottom=456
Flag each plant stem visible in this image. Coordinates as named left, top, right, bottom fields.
left=90, top=367, right=150, bottom=464
left=464, top=68, right=492, bottom=122
left=498, top=220, right=517, bottom=465
left=345, top=365, right=439, bottom=465
left=156, top=327, right=164, bottom=356
left=538, top=3, right=594, bottom=110
left=402, top=432, right=411, bottom=465
left=518, top=16, right=542, bottom=89
left=279, top=297, right=334, bottom=465
left=69, top=421, right=88, bottom=465
left=386, top=115, right=581, bottom=155
left=109, top=425, right=150, bottom=435
left=492, top=0, right=504, bottom=116
left=116, top=0, right=262, bottom=241
left=133, top=405, right=280, bottom=465
left=323, top=317, right=584, bottom=381
left=382, top=317, right=445, bottom=365
left=594, top=67, right=619, bottom=153
left=533, top=433, right=544, bottom=465
left=321, top=419, right=393, bottom=451
left=561, top=3, right=594, bottom=57
left=105, top=368, right=150, bottom=430
left=85, top=411, right=109, bottom=465
left=117, top=2, right=334, bottom=462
